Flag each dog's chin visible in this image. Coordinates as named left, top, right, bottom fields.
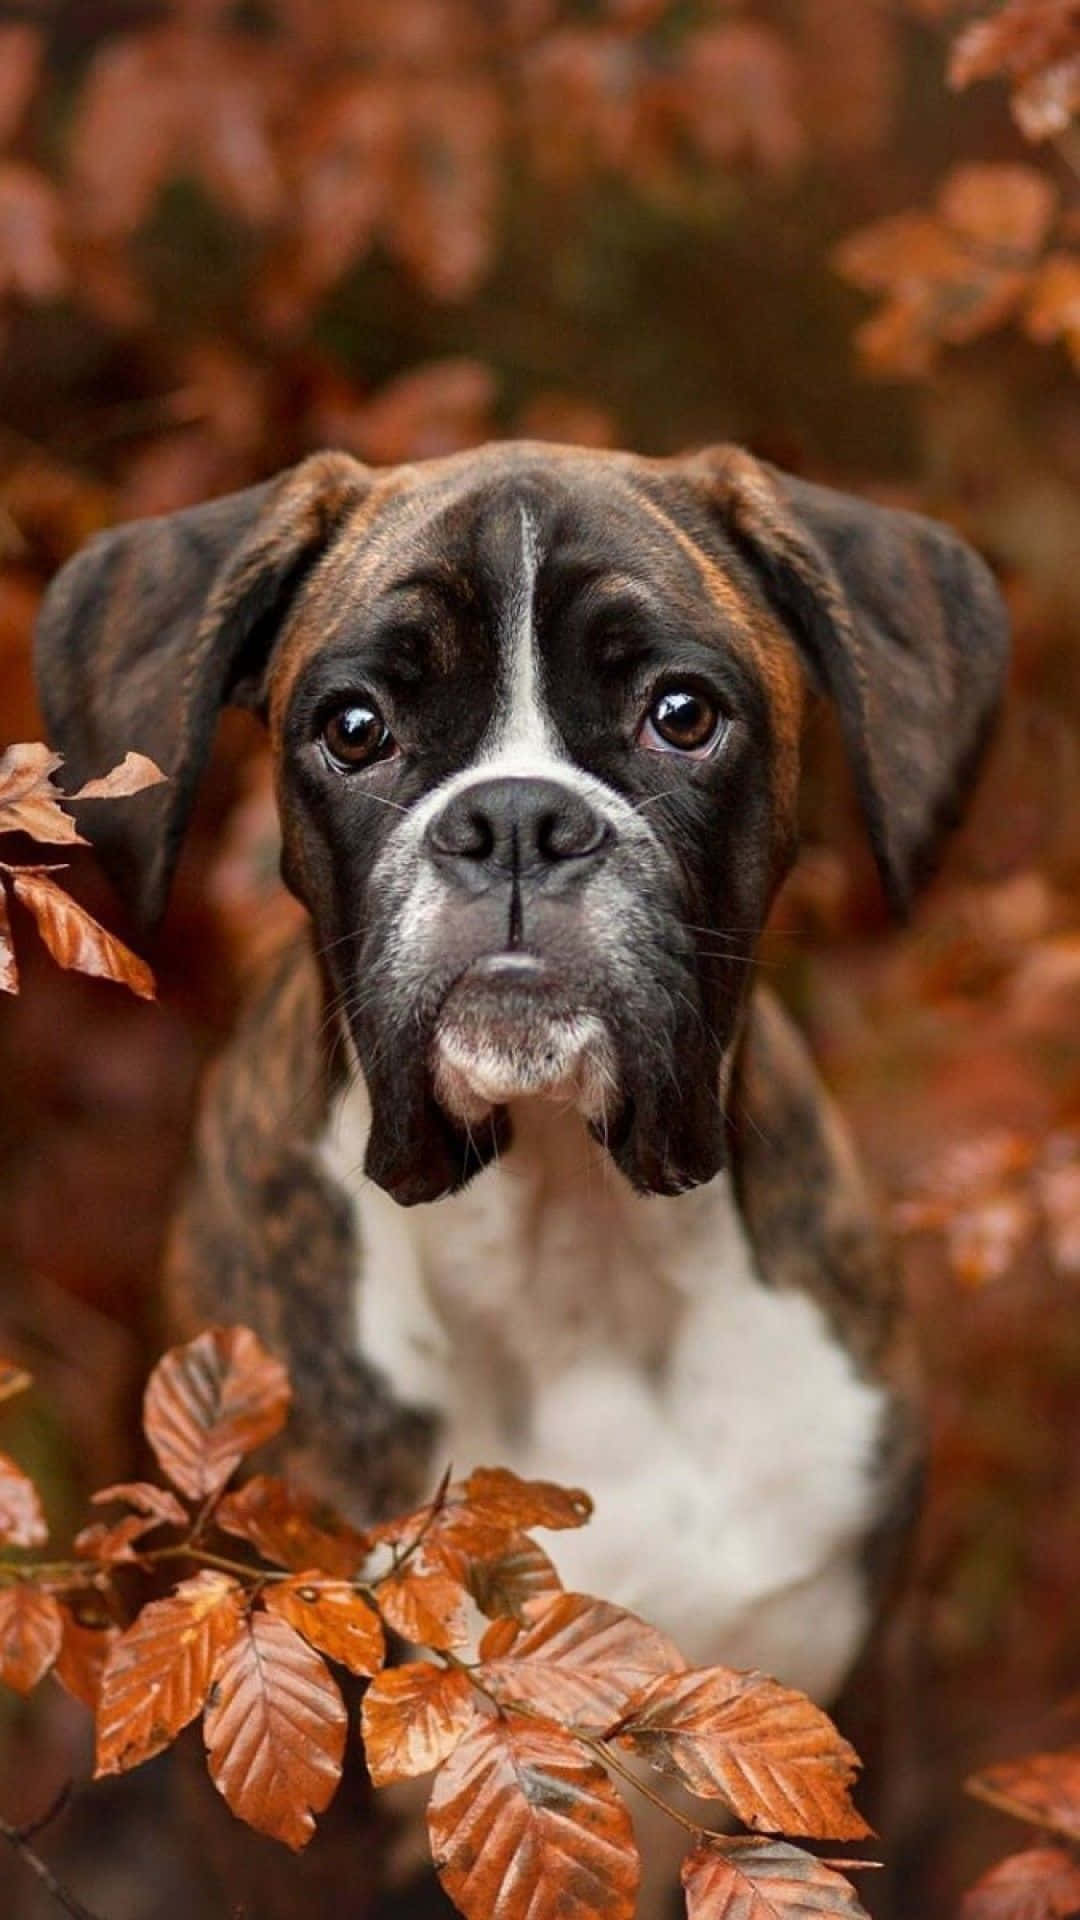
left=430, top=955, right=618, bottom=1129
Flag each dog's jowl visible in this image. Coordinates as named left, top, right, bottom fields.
left=35, top=441, right=1008, bottom=1721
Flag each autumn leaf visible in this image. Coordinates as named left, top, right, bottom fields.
left=0, top=1583, right=63, bottom=1693
left=76, top=1479, right=189, bottom=1561
left=75, top=1514, right=162, bottom=1564
left=9, top=869, right=154, bottom=999
left=428, top=1715, right=640, bottom=1920
left=95, top=1570, right=245, bottom=1774
left=0, top=740, right=87, bottom=844
left=203, top=1610, right=346, bottom=1850
left=362, top=1661, right=476, bottom=1785
left=0, top=1451, right=47, bottom=1549
left=477, top=1592, right=685, bottom=1729
left=617, top=1668, right=870, bottom=1841
left=466, top=1532, right=562, bottom=1622
left=968, top=1752, right=1080, bottom=1843
left=960, top=1846, right=1080, bottom=1920
left=215, top=1472, right=369, bottom=1577
left=69, top=751, right=167, bottom=802
left=681, top=1838, right=871, bottom=1920
left=378, top=1559, right=469, bottom=1650
left=464, top=1467, right=593, bottom=1533
left=53, top=1605, right=119, bottom=1712
left=0, top=888, right=16, bottom=995
left=263, top=1577, right=385, bottom=1677
left=92, top=1481, right=188, bottom=1527
left=142, top=1325, right=291, bottom=1502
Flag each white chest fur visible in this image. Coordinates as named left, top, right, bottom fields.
left=320, top=1087, right=886, bottom=1705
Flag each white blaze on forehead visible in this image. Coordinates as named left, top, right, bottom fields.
left=486, top=504, right=560, bottom=758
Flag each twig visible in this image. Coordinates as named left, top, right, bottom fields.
left=0, top=1788, right=108, bottom=1920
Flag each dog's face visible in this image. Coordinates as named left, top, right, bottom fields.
left=35, top=441, right=1008, bottom=1204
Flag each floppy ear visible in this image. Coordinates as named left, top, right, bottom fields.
left=690, top=447, right=1009, bottom=913
left=35, top=452, right=370, bottom=927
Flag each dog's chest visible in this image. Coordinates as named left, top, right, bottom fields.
left=321, top=1093, right=886, bottom=1703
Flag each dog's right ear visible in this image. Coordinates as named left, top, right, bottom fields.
left=35, top=452, right=370, bottom=928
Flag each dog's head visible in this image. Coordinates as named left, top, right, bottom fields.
left=35, top=442, right=1008, bottom=1203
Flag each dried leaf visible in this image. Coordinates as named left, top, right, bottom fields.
left=682, top=1838, right=871, bottom=1919
left=618, top=1668, right=870, bottom=1840
left=70, top=752, right=167, bottom=802
left=0, top=745, right=62, bottom=805
left=0, top=1450, right=47, bottom=1548
left=215, top=1473, right=369, bottom=1577
left=0, top=1583, right=63, bottom=1694
left=203, top=1610, right=346, bottom=1849
left=142, top=1326, right=291, bottom=1502
left=969, top=1752, right=1080, bottom=1842
left=0, top=887, right=16, bottom=995
left=75, top=1516, right=160, bottom=1564
left=362, top=1661, right=476, bottom=1785
left=54, top=1605, right=119, bottom=1712
left=464, top=1467, right=593, bottom=1532
left=0, top=741, right=84, bottom=843
left=466, top=1532, right=562, bottom=1621
left=477, top=1592, right=685, bottom=1729
left=264, top=1577, right=385, bottom=1677
left=428, top=1714, right=639, bottom=1920
left=10, top=869, right=155, bottom=999
left=378, top=1561, right=469, bottom=1650
left=95, top=1570, right=245, bottom=1774
left=960, top=1847, right=1080, bottom=1920
left=92, top=1481, right=188, bottom=1528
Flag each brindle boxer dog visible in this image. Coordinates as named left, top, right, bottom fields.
left=35, top=442, right=1007, bottom=1912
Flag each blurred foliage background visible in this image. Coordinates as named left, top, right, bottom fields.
left=0, top=1, right=1078, bottom=1914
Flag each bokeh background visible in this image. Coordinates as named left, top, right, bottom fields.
left=0, top=2, right=1078, bottom=1915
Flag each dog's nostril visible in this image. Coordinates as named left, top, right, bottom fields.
left=537, top=807, right=609, bottom=862
left=430, top=808, right=494, bottom=861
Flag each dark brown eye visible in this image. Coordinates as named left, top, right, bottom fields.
left=641, top=686, right=723, bottom=755
left=322, top=701, right=394, bottom=770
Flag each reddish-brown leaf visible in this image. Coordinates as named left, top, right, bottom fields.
left=142, top=1326, right=291, bottom=1502
left=92, top=1481, right=188, bottom=1528
left=618, top=1669, right=870, bottom=1841
left=960, top=1847, right=1080, bottom=1920
left=969, top=1752, right=1080, bottom=1842
left=428, top=1714, right=639, bottom=1920
left=0, top=888, right=16, bottom=995
left=53, top=1606, right=119, bottom=1712
left=10, top=870, right=154, bottom=999
left=682, top=1838, right=871, bottom=1919
left=0, top=744, right=62, bottom=807
left=95, top=1571, right=245, bottom=1774
left=0, top=1450, right=46, bottom=1549
left=464, top=1467, right=593, bottom=1532
left=215, top=1473, right=369, bottom=1577
left=378, top=1561, right=469, bottom=1650
left=69, top=751, right=166, bottom=801
left=0, top=1584, right=63, bottom=1693
left=0, top=1362, right=31, bottom=1404
left=362, top=1661, right=476, bottom=1785
left=78, top=1479, right=189, bottom=1559
left=203, top=1610, right=346, bottom=1850
left=264, top=1577, right=385, bottom=1677
left=478, top=1592, right=685, bottom=1729
left=75, top=1515, right=159, bottom=1564
left=466, top=1532, right=562, bottom=1621
left=0, top=743, right=84, bottom=844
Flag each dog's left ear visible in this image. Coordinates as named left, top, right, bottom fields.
left=686, top=447, right=1010, bottom=913
left=35, top=452, right=370, bottom=927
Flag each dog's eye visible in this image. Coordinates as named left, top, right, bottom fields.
left=640, top=687, right=723, bottom=756
left=321, top=701, right=395, bottom=771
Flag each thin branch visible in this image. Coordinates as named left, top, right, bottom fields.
left=0, top=1793, right=108, bottom=1920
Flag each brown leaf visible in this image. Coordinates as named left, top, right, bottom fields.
left=0, top=1583, right=63, bottom=1693
left=10, top=870, right=154, bottom=999
left=428, top=1714, right=639, bottom=1920
left=0, top=887, right=16, bottom=995
left=77, top=1472, right=188, bottom=1558
left=142, top=1326, right=291, bottom=1502
left=0, top=741, right=85, bottom=843
left=969, top=1752, right=1080, bottom=1843
left=70, top=752, right=167, bottom=802
left=682, top=1838, right=871, bottom=1919
left=466, top=1532, right=562, bottom=1622
left=203, top=1610, right=346, bottom=1849
left=961, top=1847, right=1080, bottom=1920
left=618, top=1668, right=870, bottom=1840
left=75, top=1515, right=159, bottom=1564
left=0, top=1361, right=31, bottom=1403
left=378, top=1561, right=469, bottom=1650
left=215, top=1473, right=369, bottom=1577
left=477, top=1593, right=685, bottom=1729
left=464, top=1467, right=593, bottom=1532
left=96, top=1570, right=245, bottom=1774
left=0, top=1450, right=46, bottom=1548
left=0, top=744, right=62, bottom=806
left=264, top=1577, right=385, bottom=1677
left=53, top=1605, right=119, bottom=1712
left=362, top=1661, right=476, bottom=1785
left=92, top=1482, right=188, bottom=1528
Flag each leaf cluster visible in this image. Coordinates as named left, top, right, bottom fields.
left=963, top=1745, right=1080, bottom=1918
left=0, top=1325, right=877, bottom=1920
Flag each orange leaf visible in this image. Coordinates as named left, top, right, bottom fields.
left=466, top=1532, right=562, bottom=1622
left=939, top=164, right=1056, bottom=259
left=142, top=1326, right=291, bottom=1502
left=0, top=1584, right=63, bottom=1693
left=682, top=1838, right=871, bottom=1919
left=53, top=1605, right=119, bottom=1712
left=216, top=1473, right=369, bottom=1577
left=76, top=1480, right=189, bottom=1561
left=69, top=751, right=166, bottom=801
left=464, top=1467, right=593, bottom=1532
left=203, top=1611, right=346, bottom=1850
left=969, top=1753, right=1080, bottom=1843
left=0, top=888, right=16, bottom=994
left=428, top=1714, right=639, bottom=1920
left=92, top=1481, right=188, bottom=1528
left=478, top=1592, right=685, bottom=1730
left=618, top=1668, right=870, bottom=1841
left=378, top=1561, right=469, bottom=1650
left=95, top=1570, right=245, bottom=1775
left=264, top=1578, right=385, bottom=1677
left=10, top=869, right=154, bottom=999
left=0, top=1450, right=46, bottom=1548
left=362, top=1661, right=476, bottom=1785
left=960, top=1847, right=1080, bottom=1920
left=75, top=1515, right=159, bottom=1564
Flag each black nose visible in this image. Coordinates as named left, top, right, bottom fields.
left=425, top=776, right=610, bottom=881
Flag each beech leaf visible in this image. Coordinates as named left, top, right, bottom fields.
left=960, top=1846, right=1080, bottom=1920
left=362, top=1661, right=476, bottom=1785
left=618, top=1668, right=870, bottom=1840
left=477, top=1592, right=686, bottom=1729
left=682, top=1839, right=872, bottom=1920
left=378, top=1561, right=469, bottom=1650
left=0, top=743, right=63, bottom=809
left=263, top=1577, right=385, bottom=1677
left=10, top=869, right=154, bottom=999
left=95, top=1570, right=245, bottom=1774
left=465, top=1466, right=593, bottom=1531
left=968, top=1752, right=1080, bottom=1842
left=0, top=1450, right=47, bottom=1548
left=466, top=1532, right=562, bottom=1621
left=92, top=1481, right=188, bottom=1527
left=203, top=1610, right=346, bottom=1850
left=69, top=751, right=167, bottom=801
left=215, top=1473, right=369, bottom=1577
left=0, top=1583, right=63, bottom=1694
left=428, top=1714, right=640, bottom=1920
left=54, top=1605, right=120, bottom=1712
left=142, top=1326, right=291, bottom=1502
